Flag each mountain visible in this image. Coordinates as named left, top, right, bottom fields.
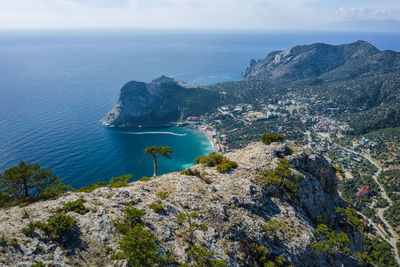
left=0, top=141, right=365, bottom=266
left=243, top=40, right=400, bottom=82
left=102, top=76, right=221, bottom=127
left=103, top=41, right=400, bottom=135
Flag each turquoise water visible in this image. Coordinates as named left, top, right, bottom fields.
left=0, top=29, right=399, bottom=188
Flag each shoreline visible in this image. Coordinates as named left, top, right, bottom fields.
left=198, top=125, right=222, bottom=153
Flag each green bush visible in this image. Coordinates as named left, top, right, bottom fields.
left=216, top=159, right=238, bottom=173
left=177, top=212, right=208, bottom=245
left=149, top=202, right=165, bottom=213
left=108, top=174, right=132, bottom=188
left=122, top=207, right=146, bottom=229
left=45, top=214, right=75, bottom=241
left=10, top=238, right=18, bottom=248
left=263, top=219, right=287, bottom=237
left=22, top=222, right=36, bottom=237
left=180, top=168, right=201, bottom=177
left=187, top=245, right=227, bottom=267
left=195, top=152, right=225, bottom=167
left=311, top=224, right=351, bottom=255
left=156, top=191, right=169, bottom=200
left=31, top=262, right=46, bottom=267
left=335, top=206, right=365, bottom=231
left=113, top=207, right=175, bottom=266
left=38, top=182, right=75, bottom=200
left=195, top=152, right=238, bottom=173
left=22, top=221, right=48, bottom=237
left=78, top=181, right=106, bottom=193
left=260, top=133, right=284, bottom=145
left=62, top=198, right=89, bottom=215
left=243, top=242, right=288, bottom=267
left=258, top=159, right=304, bottom=197
left=139, top=176, right=152, bottom=182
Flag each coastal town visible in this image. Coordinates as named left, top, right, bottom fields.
left=176, top=94, right=400, bottom=263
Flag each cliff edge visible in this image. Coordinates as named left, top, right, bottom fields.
left=0, top=142, right=364, bottom=266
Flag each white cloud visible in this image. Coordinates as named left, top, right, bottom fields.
left=0, top=0, right=398, bottom=29
left=337, top=6, right=392, bottom=19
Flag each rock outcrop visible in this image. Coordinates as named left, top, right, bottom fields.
left=102, top=76, right=219, bottom=127
left=0, top=142, right=363, bottom=266
left=244, top=40, right=400, bottom=82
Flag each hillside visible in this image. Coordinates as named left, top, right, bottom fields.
left=0, top=142, right=367, bottom=266
left=243, top=40, right=400, bottom=82
left=103, top=41, right=400, bottom=135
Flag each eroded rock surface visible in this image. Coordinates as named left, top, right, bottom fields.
left=0, top=142, right=362, bottom=266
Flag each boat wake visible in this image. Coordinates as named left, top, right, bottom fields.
left=118, top=131, right=188, bottom=136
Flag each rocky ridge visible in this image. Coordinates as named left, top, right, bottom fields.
left=244, top=40, right=400, bottom=82
left=0, top=142, right=363, bottom=266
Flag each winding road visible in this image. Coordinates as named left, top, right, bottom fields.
left=337, top=145, right=400, bottom=265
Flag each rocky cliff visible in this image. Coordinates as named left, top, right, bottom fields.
left=0, top=142, right=364, bottom=266
left=102, top=76, right=220, bottom=127
left=244, top=40, right=400, bottom=82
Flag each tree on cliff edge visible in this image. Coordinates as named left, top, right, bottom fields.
left=143, top=146, right=172, bottom=177
left=0, top=161, right=59, bottom=200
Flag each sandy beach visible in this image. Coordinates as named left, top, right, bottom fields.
left=199, top=125, right=221, bottom=152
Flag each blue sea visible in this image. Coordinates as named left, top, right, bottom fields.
left=1, top=29, right=399, bottom=188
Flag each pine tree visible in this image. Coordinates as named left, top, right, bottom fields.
left=143, top=146, right=172, bottom=177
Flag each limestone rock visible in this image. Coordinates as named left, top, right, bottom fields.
left=0, top=142, right=362, bottom=266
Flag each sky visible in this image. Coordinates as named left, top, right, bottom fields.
left=0, top=0, right=399, bottom=30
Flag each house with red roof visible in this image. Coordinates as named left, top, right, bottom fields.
left=357, top=185, right=371, bottom=197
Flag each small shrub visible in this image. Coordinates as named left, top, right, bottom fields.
left=195, top=152, right=225, bottom=167
left=180, top=168, right=201, bottom=177
left=181, top=168, right=213, bottom=184
left=139, top=176, right=152, bottom=182
left=188, top=245, right=227, bottom=267
left=108, top=174, right=132, bottom=188
left=45, top=214, right=75, bottom=241
left=156, top=191, right=169, bottom=200
left=21, top=209, right=29, bottom=219
left=195, top=152, right=238, bottom=173
left=260, top=133, right=284, bottom=145
left=263, top=219, right=287, bottom=237
left=38, top=183, right=75, bottom=200
left=78, top=181, right=106, bottom=193
left=335, top=206, right=365, bottom=231
left=177, top=212, right=207, bottom=244
left=35, top=245, right=45, bottom=253
left=311, top=224, right=351, bottom=255
left=122, top=201, right=134, bottom=206
left=22, top=222, right=36, bottom=237
left=149, top=202, right=165, bottom=213
left=216, top=159, right=238, bottom=173
left=10, top=238, right=18, bottom=248
left=123, top=207, right=146, bottom=229
left=62, top=198, right=89, bottom=215
left=118, top=224, right=174, bottom=266
left=32, top=262, right=46, bottom=267
left=258, top=158, right=304, bottom=197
